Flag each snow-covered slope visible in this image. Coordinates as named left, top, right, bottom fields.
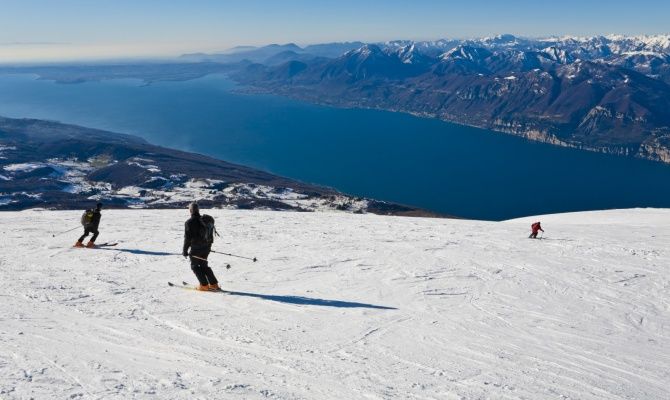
left=1, top=208, right=668, bottom=399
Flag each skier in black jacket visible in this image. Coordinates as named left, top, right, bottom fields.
left=183, top=202, right=220, bottom=291
left=75, top=202, right=103, bottom=248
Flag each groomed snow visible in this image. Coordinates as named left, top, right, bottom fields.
left=0, top=208, right=668, bottom=399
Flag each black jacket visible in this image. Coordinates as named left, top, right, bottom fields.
left=87, top=210, right=102, bottom=230
left=183, top=213, right=210, bottom=256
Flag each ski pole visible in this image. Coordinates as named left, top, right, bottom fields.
left=52, top=226, right=81, bottom=237
left=187, top=254, right=231, bottom=269
left=210, top=250, right=257, bottom=262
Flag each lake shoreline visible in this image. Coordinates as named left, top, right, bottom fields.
left=1, top=73, right=670, bottom=220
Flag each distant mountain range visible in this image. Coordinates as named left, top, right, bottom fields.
left=0, top=116, right=434, bottom=216
left=1, top=34, right=670, bottom=163
left=228, top=35, right=670, bottom=163
left=180, top=42, right=366, bottom=63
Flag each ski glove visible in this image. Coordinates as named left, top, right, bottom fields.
left=183, top=251, right=188, bottom=258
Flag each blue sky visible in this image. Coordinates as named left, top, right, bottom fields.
left=1, top=0, right=669, bottom=62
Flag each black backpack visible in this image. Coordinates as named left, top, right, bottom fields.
left=200, top=214, right=218, bottom=244
left=81, top=209, right=94, bottom=227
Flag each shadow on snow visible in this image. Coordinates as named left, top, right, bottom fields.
left=99, top=247, right=178, bottom=256
left=102, top=248, right=395, bottom=309
left=225, top=290, right=397, bottom=310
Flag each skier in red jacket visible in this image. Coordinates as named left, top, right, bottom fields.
left=529, top=221, right=544, bottom=239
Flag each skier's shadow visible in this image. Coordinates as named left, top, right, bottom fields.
left=224, top=290, right=397, bottom=310
left=99, top=247, right=177, bottom=256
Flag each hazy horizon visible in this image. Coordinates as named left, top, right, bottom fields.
left=1, top=0, right=670, bottom=63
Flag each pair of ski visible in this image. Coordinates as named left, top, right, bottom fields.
left=74, top=242, right=119, bottom=248
left=168, top=281, right=229, bottom=294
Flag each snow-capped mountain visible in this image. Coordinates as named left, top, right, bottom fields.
left=539, top=46, right=573, bottom=64
left=318, top=44, right=430, bottom=81
left=397, top=34, right=670, bottom=63
left=1, top=207, right=668, bottom=398
left=367, top=34, right=670, bottom=83
left=392, top=44, right=434, bottom=65
left=441, top=45, right=493, bottom=63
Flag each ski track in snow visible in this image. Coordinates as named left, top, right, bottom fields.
left=0, top=208, right=669, bottom=399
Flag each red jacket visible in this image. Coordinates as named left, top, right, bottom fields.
left=531, top=222, right=543, bottom=233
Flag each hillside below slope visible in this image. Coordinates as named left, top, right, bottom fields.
left=0, top=116, right=434, bottom=217
left=0, top=208, right=668, bottom=399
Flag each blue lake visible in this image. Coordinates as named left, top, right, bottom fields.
left=1, top=73, right=669, bottom=220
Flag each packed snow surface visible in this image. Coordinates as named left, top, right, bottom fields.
left=1, top=208, right=669, bottom=399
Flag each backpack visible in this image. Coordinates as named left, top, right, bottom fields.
left=81, top=209, right=95, bottom=227
left=200, top=214, right=218, bottom=244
